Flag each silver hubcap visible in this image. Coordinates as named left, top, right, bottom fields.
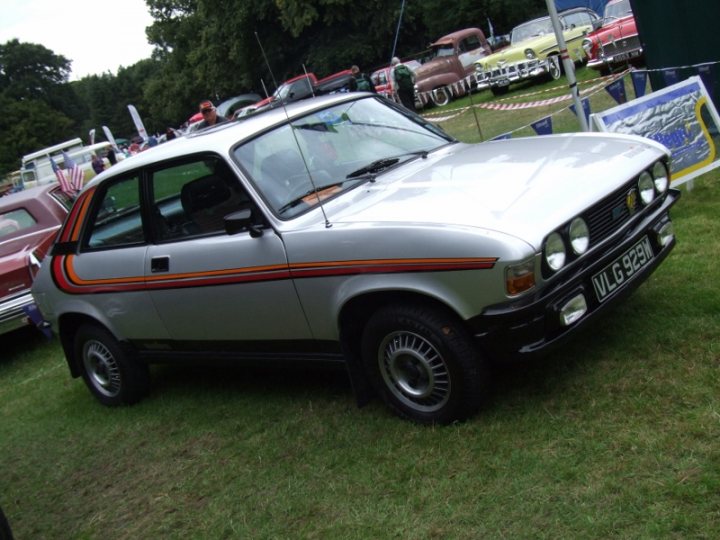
left=378, top=331, right=450, bottom=412
left=83, top=339, right=121, bottom=397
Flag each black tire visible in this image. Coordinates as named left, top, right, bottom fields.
left=548, top=55, right=563, bottom=80
left=361, top=303, right=487, bottom=424
left=490, top=85, right=509, bottom=97
left=74, top=324, right=150, bottom=406
left=0, top=505, right=13, bottom=540
left=431, top=87, right=451, bottom=107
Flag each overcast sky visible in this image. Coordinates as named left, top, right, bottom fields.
left=1, top=0, right=155, bottom=80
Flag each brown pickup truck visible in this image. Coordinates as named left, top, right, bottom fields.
left=414, top=28, right=492, bottom=108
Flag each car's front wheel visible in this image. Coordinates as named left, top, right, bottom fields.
left=361, top=303, right=487, bottom=424
left=431, top=87, right=451, bottom=107
left=548, top=55, right=563, bottom=80
left=74, top=324, right=150, bottom=406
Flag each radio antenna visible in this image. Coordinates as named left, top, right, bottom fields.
left=254, top=32, right=332, bottom=228
left=301, top=64, right=316, bottom=98
left=465, top=79, right=484, bottom=142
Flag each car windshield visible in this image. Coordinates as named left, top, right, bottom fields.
left=511, top=18, right=554, bottom=43
left=604, top=0, right=632, bottom=20
left=233, top=97, right=453, bottom=219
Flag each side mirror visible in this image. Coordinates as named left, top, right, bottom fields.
left=225, top=208, right=264, bottom=237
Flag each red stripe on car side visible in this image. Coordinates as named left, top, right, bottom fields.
left=51, top=256, right=498, bottom=294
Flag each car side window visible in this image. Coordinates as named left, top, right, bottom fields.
left=150, top=157, right=251, bottom=242
left=462, top=35, right=481, bottom=52
left=564, top=12, right=591, bottom=28
left=87, top=175, right=144, bottom=249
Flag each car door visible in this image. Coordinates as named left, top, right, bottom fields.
left=458, top=33, right=489, bottom=72
left=72, top=172, right=168, bottom=340
left=143, top=155, right=312, bottom=345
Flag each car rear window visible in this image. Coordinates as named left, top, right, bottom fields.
left=0, top=208, right=36, bottom=239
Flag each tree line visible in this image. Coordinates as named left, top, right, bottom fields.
left=0, top=0, right=548, bottom=176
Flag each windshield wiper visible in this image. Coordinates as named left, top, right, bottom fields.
left=346, top=158, right=399, bottom=179
left=277, top=182, right=345, bottom=214
left=345, top=151, right=429, bottom=180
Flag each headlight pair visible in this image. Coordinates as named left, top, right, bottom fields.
left=544, top=217, right=590, bottom=272
left=638, top=161, right=670, bottom=205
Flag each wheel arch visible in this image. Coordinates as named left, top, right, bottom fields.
left=339, top=291, right=463, bottom=367
left=57, top=313, right=132, bottom=378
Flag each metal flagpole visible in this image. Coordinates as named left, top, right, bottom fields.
left=390, top=0, right=406, bottom=62
left=545, top=0, right=589, bottom=131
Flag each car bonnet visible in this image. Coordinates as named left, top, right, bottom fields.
left=326, top=133, right=668, bottom=250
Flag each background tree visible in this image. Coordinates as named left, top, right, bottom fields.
left=0, top=40, right=79, bottom=174
left=1, top=0, right=559, bottom=177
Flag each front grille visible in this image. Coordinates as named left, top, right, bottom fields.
left=487, top=59, right=542, bottom=80
left=601, top=35, right=641, bottom=58
left=585, top=179, right=640, bottom=245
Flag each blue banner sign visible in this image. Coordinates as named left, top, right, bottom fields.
left=591, top=76, right=720, bottom=185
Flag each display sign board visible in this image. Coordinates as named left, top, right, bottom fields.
left=591, top=76, right=720, bottom=186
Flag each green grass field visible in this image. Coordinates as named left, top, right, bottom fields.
left=1, top=68, right=719, bottom=538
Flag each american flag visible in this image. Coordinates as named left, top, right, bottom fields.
left=50, top=156, right=74, bottom=196
left=62, top=151, right=85, bottom=194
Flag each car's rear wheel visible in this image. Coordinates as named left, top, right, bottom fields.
left=75, top=324, right=149, bottom=406
left=361, top=303, right=487, bottom=424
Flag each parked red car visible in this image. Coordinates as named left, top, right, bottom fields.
left=582, top=0, right=643, bottom=74
left=0, top=184, right=71, bottom=335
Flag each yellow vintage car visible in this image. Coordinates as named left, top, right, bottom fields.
left=475, top=8, right=600, bottom=96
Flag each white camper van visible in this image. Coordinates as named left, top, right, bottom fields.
left=20, top=139, right=116, bottom=189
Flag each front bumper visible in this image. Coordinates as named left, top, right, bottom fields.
left=0, top=290, right=35, bottom=335
left=587, top=47, right=643, bottom=70
left=476, top=58, right=551, bottom=88
left=469, top=189, right=680, bottom=361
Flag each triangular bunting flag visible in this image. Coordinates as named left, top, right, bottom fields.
left=569, top=98, right=591, bottom=125
left=697, top=64, right=715, bottom=100
left=531, top=117, right=553, bottom=136
left=605, top=78, right=627, bottom=104
left=663, top=69, right=679, bottom=86
left=631, top=70, right=647, bottom=98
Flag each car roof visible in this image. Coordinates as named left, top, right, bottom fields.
left=86, top=93, right=369, bottom=189
left=431, top=28, right=483, bottom=47
left=519, top=7, right=596, bottom=26
left=0, top=183, right=59, bottom=210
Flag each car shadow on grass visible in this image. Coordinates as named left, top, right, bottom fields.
left=0, top=326, right=52, bottom=366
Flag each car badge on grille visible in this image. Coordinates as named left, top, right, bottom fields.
left=626, top=188, right=638, bottom=215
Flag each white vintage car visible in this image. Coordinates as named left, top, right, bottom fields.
left=31, top=93, right=679, bottom=423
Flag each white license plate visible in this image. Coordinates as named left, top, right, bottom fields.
left=614, top=50, right=641, bottom=62
left=592, top=236, right=654, bottom=302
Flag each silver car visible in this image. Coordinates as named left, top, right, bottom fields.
left=32, top=93, right=679, bottom=423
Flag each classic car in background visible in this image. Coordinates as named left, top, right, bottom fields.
left=32, top=93, right=679, bottom=423
left=583, top=0, right=643, bottom=74
left=475, top=7, right=600, bottom=95
left=413, top=28, right=492, bottom=107
left=1, top=184, right=71, bottom=336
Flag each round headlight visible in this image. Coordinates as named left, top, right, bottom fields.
left=544, top=232, right=566, bottom=271
left=582, top=39, right=592, bottom=54
left=638, top=171, right=655, bottom=205
left=652, top=161, right=669, bottom=193
left=525, top=48, right=536, bottom=59
left=569, top=217, right=590, bottom=255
